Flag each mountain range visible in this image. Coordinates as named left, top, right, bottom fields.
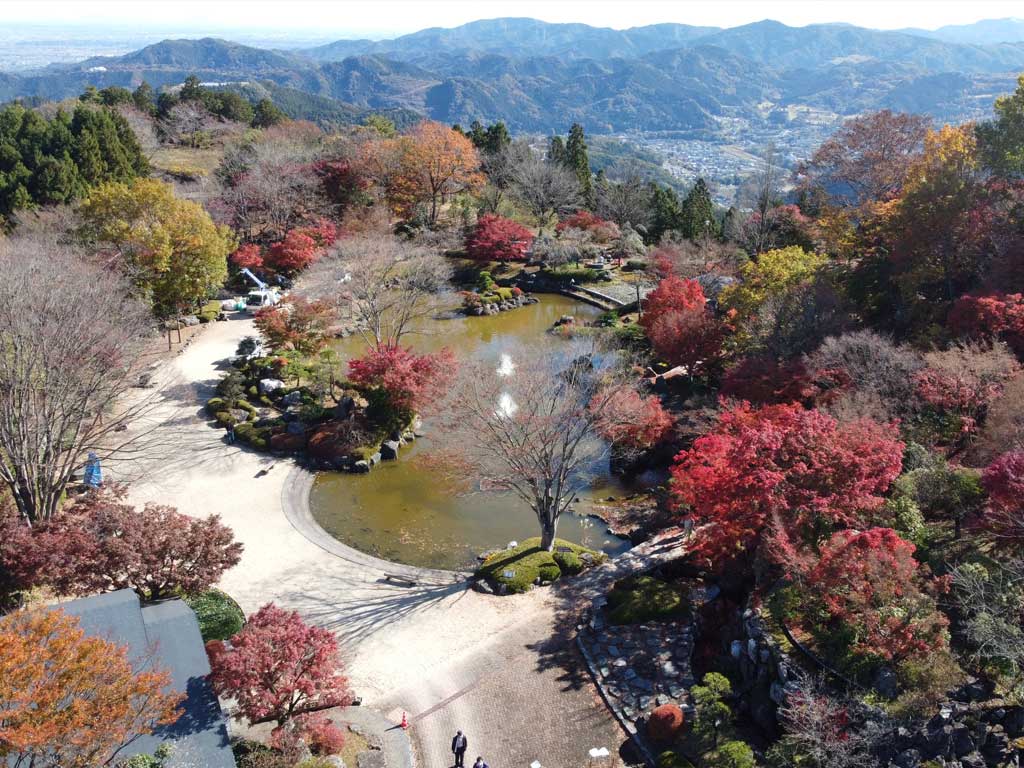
left=1, top=18, right=1023, bottom=135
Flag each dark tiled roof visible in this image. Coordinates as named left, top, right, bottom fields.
left=58, top=589, right=236, bottom=768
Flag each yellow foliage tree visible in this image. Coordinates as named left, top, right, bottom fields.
left=79, top=178, right=234, bottom=318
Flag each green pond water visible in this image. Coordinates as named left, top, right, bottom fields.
left=308, top=293, right=639, bottom=571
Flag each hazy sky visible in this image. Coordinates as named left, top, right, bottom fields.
left=9, top=0, right=1024, bottom=38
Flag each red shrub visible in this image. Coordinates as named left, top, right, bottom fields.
left=465, top=214, right=533, bottom=262
left=591, top=388, right=674, bottom=451
left=721, top=357, right=850, bottom=408
left=271, top=713, right=346, bottom=757
left=975, top=450, right=1024, bottom=549
left=266, top=230, right=319, bottom=274
left=647, top=703, right=685, bottom=743
left=948, top=292, right=1024, bottom=357
left=804, top=528, right=950, bottom=662
left=230, top=243, right=264, bottom=270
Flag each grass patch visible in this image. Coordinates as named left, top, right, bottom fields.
left=606, top=575, right=691, bottom=625
left=337, top=726, right=370, bottom=768
left=476, top=537, right=603, bottom=593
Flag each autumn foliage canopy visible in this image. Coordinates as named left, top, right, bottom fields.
left=348, top=344, right=456, bottom=414
left=671, top=402, right=904, bottom=571
left=0, top=608, right=183, bottom=766
left=640, top=276, right=724, bottom=376
left=206, top=603, right=351, bottom=728
left=465, top=214, right=534, bottom=262
left=804, top=527, right=950, bottom=662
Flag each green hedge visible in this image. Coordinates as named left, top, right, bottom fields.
left=185, top=588, right=245, bottom=642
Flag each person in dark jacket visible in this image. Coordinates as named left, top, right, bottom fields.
left=451, top=731, right=468, bottom=768
left=473, top=757, right=488, bottom=768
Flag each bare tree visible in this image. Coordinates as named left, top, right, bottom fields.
left=740, top=144, right=782, bottom=256
left=594, top=170, right=654, bottom=231
left=770, top=675, right=886, bottom=768
left=508, top=142, right=581, bottom=229
left=116, top=105, right=161, bottom=162
left=159, top=101, right=220, bottom=148
left=302, top=234, right=453, bottom=349
left=0, top=232, right=154, bottom=523
left=214, top=125, right=330, bottom=242
left=442, top=341, right=635, bottom=550
left=951, top=559, right=1024, bottom=691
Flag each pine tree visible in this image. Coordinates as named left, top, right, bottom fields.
left=133, top=82, right=156, bottom=114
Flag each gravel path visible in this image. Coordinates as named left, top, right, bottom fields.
left=114, top=315, right=681, bottom=768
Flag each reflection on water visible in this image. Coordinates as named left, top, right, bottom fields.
left=309, top=294, right=637, bottom=570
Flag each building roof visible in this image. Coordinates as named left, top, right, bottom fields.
left=58, top=589, right=236, bottom=768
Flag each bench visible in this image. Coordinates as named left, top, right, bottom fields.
left=383, top=573, right=418, bottom=587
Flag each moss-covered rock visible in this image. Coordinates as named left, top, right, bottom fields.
left=476, top=537, right=603, bottom=593
left=606, top=575, right=691, bottom=625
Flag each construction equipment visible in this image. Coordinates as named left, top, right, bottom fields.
left=240, top=267, right=281, bottom=309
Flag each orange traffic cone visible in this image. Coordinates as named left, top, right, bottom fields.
left=400, top=711, right=409, bottom=729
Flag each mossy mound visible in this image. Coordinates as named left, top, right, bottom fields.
left=606, top=575, right=691, bottom=625
left=476, top=537, right=604, bottom=593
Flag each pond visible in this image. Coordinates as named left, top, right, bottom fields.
left=308, top=294, right=640, bottom=571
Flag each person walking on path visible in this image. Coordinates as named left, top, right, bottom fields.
left=472, top=757, right=489, bottom=768
left=451, top=731, right=468, bottom=768
left=227, top=423, right=236, bottom=444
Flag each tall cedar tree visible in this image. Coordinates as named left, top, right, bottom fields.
left=680, top=178, right=719, bottom=240
left=565, top=123, right=592, bottom=204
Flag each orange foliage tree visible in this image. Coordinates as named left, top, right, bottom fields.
left=0, top=608, right=183, bottom=767
left=359, top=121, right=482, bottom=223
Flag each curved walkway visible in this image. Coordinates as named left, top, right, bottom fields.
left=114, top=315, right=683, bottom=768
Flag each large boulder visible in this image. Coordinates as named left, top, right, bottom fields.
left=282, top=390, right=303, bottom=406
left=270, top=432, right=306, bottom=453
left=308, top=422, right=357, bottom=465
left=380, top=440, right=400, bottom=460
left=259, top=378, right=285, bottom=395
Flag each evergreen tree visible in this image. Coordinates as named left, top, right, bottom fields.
left=547, top=135, right=566, bottom=165
left=133, top=82, right=156, bottom=114
left=680, top=177, right=719, bottom=240
left=649, top=184, right=684, bottom=243
left=253, top=98, right=287, bottom=128
left=179, top=75, right=204, bottom=102
left=483, top=121, right=510, bottom=154
left=565, top=123, right=592, bottom=203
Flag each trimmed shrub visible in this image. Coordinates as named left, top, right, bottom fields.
left=537, top=562, right=561, bottom=583
left=606, top=575, right=690, bottom=625
left=185, top=588, right=245, bottom=642
left=214, top=411, right=237, bottom=427
left=206, top=397, right=226, bottom=415
left=553, top=550, right=583, bottom=575
left=648, top=703, right=685, bottom=743
left=623, top=259, right=647, bottom=272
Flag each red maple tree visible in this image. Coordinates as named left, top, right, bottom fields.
left=590, top=388, right=674, bottom=451
left=206, top=603, right=351, bottom=728
left=803, top=527, right=949, bottom=662
left=640, top=276, right=724, bottom=376
left=348, top=344, right=456, bottom=414
left=230, top=243, right=265, bottom=270
left=976, top=450, right=1024, bottom=548
left=465, top=214, right=534, bottom=262
left=671, top=402, right=903, bottom=571
left=254, top=295, right=335, bottom=356
left=3, top=488, right=243, bottom=602
left=721, top=356, right=850, bottom=408
left=949, top=291, right=1024, bottom=357
left=266, top=230, right=319, bottom=274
